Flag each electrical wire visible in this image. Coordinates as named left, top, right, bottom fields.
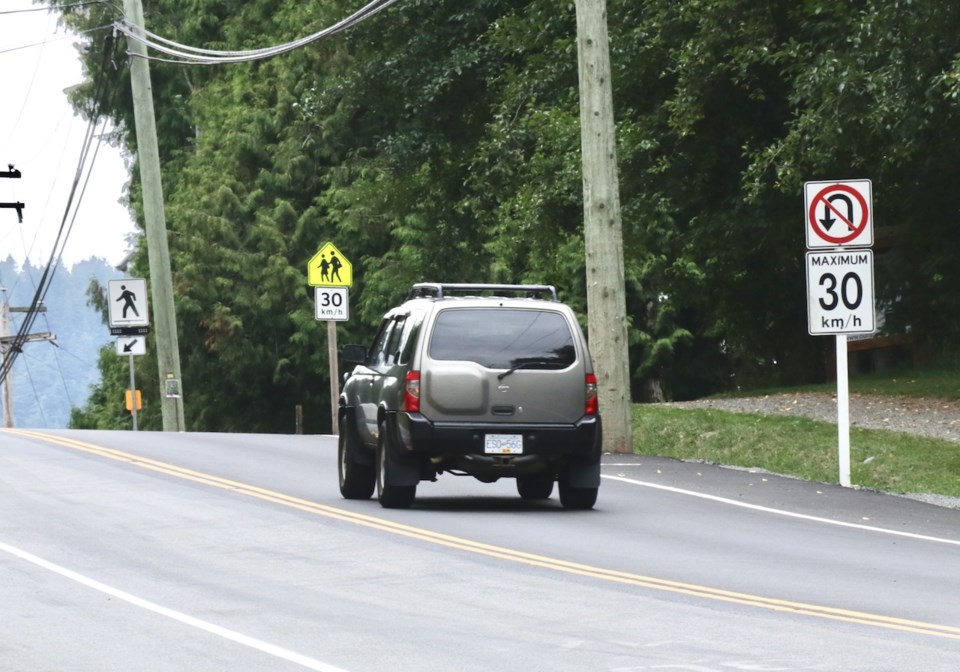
left=0, top=6, right=55, bottom=156
left=113, top=0, right=400, bottom=65
left=46, top=339, right=84, bottom=410
left=20, top=354, right=51, bottom=427
left=0, top=24, right=114, bottom=56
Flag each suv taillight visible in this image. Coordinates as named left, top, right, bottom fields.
left=404, top=371, right=421, bottom=412
left=585, top=373, right=598, bottom=415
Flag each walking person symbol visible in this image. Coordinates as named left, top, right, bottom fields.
left=329, top=252, right=343, bottom=283
left=117, top=285, right=140, bottom=319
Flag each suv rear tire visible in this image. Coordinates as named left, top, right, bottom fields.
left=516, top=473, right=554, bottom=500
left=377, top=422, right=417, bottom=509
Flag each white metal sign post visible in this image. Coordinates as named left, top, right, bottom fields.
left=806, top=249, right=874, bottom=487
left=803, top=181, right=875, bottom=488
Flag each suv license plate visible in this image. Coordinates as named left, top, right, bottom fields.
left=484, top=434, right=523, bottom=455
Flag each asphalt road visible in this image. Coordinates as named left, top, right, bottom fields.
left=2, top=428, right=959, bottom=671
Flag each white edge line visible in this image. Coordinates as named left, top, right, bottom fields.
left=600, top=474, right=960, bottom=547
left=0, top=540, right=350, bottom=672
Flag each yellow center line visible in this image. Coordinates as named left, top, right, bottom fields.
left=7, top=428, right=960, bottom=641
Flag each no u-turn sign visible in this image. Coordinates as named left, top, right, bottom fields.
left=804, top=180, right=873, bottom=249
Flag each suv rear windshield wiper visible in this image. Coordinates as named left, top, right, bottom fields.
left=497, top=359, right=567, bottom=380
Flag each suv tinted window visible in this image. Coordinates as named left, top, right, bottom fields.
left=429, top=308, right=576, bottom=369
left=384, top=316, right=407, bottom=364
left=397, top=311, right=424, bottom=365
left=366, top=319, right=395, bottom=367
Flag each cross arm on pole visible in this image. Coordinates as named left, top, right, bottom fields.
left=0, top=203, right=25, bottom=223
left=0, top=332, right=56, bottom=349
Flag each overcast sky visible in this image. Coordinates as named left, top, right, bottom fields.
left=0, top=0, right=136, bottom=270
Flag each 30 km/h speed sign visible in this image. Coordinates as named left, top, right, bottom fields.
left=806, top=250, right=875, bottom=335
left=315, top=287, right=349, bottom=321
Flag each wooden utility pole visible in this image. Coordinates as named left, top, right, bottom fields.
left=574, top=0, right=632, bottom=453
left=1, top=296, right=54, bottom=428
left=122, top=0, right=186, bottom=431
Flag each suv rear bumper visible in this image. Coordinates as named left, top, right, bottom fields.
left=395, top=412, right=602, bottom=459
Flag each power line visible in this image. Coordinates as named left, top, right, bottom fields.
left=113, top=0, right=400, bottom=65
left=20, top=352, right=52, bottom=427
left=0, top=24, right=114, bottom=56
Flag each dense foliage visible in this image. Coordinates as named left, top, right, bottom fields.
left=54, top=0, right=960, bottom=431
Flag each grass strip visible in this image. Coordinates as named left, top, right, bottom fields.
left=632, top=404, right=960, bottom=499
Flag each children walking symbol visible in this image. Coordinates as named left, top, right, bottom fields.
left=319, top=256, right=331, bottom=283
left=117, top=284, right=140, bottom=318
left=329, top=252, right=343, bottom=283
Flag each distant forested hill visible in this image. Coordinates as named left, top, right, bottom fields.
left=0, top=255, right=120, bottom=428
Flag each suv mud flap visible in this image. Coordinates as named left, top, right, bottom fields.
left=566, top=417, right=602, bottom=487
left=564, top=456, right=601, bottom=488
left=340, top=406, right=374, bottom=467
left=382, top=414, right=421, bottom=487
left=382, top=451, right=420, bottom=487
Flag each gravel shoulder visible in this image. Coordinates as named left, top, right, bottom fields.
left=666, top=392, right=960, bottom=443
left=663, top=392, right=960, bottom=510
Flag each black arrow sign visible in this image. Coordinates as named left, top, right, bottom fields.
left=819, top=193, right=854, bottom=232
left=122, top=339, right=139, bottom=353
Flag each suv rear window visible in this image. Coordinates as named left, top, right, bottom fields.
left=429, top=308, right=576, bottom=369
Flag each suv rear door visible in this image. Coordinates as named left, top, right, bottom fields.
left=418, top=305, right=587, bottom=424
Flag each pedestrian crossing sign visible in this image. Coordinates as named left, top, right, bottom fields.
left=107, top=278, right=149, bottom=328
left=308, top=242, right=353, bottom=287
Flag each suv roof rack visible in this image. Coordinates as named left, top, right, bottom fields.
left=407, top=283, right=558, bottom=301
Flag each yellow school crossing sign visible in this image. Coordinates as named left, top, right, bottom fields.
left=308, top=242, right=353, bottom=287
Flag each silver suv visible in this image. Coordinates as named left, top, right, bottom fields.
left=337, top=283, right=602, bottom=509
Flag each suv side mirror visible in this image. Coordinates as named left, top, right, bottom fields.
left=341, top=344, right=367, bottom=368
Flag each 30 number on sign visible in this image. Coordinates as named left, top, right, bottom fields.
left=805, top=250, right=874, bottom=335
left=818, top=271, right=864, bottom=311
left=318, top=290, right=344, bottom=308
